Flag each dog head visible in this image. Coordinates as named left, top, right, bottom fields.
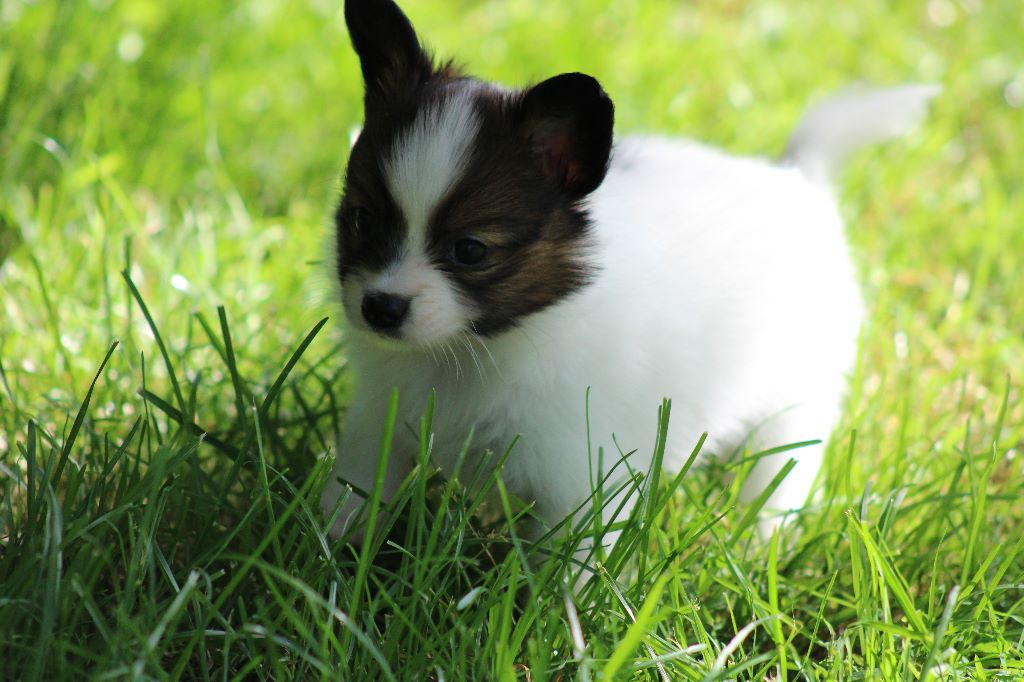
left=334, top=0, right=614, bottom=347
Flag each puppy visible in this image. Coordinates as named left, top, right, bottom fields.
left=320, top=0, right=936, bottom=552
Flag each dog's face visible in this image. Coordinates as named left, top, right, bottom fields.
left=335, top=0, right=614, bottom=347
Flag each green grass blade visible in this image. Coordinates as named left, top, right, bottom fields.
left=122, top=270, right=186, bottom=414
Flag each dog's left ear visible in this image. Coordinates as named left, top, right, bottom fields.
left=517, top=73, right=615, bottom=198
left=345, top=0, right=433, bottom=96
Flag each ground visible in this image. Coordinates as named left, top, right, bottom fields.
left=1, top=0, right=1022, bottom=679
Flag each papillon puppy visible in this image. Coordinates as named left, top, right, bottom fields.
left=320, top=0, right=936, bottom=550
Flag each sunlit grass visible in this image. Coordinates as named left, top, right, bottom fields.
left=1, top=0, right=1023, bottom=678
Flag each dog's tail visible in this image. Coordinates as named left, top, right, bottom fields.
left=783, top=84, right=939, bottom=187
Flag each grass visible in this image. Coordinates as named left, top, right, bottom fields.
left=1, top=0, right=1023, bottom=679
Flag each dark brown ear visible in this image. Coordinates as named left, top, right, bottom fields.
left=345, top=0, right=433, bottom=95
left=517, top=73, right=615, bottom=198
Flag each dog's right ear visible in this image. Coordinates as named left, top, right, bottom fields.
left=345, top=0, right=433, bottom=96
left=517, top=73, right=615, bottom=198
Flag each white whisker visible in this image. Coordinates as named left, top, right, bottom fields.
left=443, top=341, right=461, bottom=380
left=439, top=342, right=453, bottom=372
left=459, top=333, right=485, bottom=384
left=453, top=342, right=465, bottom=380
left=468, top=327, right=503, bottom=380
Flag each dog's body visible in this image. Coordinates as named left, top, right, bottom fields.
left=321, top=0, right=935, bottom=546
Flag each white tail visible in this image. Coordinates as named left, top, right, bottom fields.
left=784, top=84, right=940, bottom=186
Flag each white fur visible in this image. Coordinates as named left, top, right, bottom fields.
left=343, top=91, right=481, bottom=346
left=785, top=84, right=940, bottom=185
left=384, top=90, right=480, bottom=250
left=322, top=87, right=934, bottom=552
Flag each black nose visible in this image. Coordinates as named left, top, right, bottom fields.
left=361, top=292, right=410, bottom=332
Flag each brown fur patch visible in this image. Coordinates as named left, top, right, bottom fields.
left=422, top=91, right=597, bottom=335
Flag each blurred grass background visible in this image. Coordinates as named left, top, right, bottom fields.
left=1, top=0, right=1023, bottom=678
left=2, top=0, right=1023, bottom=419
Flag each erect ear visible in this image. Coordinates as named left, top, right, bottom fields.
left=345, top=0, right=433, bottom=93
left=517, top=73, right=615, bottom=198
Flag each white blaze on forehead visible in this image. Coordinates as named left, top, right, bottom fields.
left=383, top=91, right=481, bottom=249
left=352, top=91, right=481, bottom=346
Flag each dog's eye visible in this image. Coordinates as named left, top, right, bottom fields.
left=351, top=206, right=368, bottom=231
left=450, top=238, right=488, bottom=266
